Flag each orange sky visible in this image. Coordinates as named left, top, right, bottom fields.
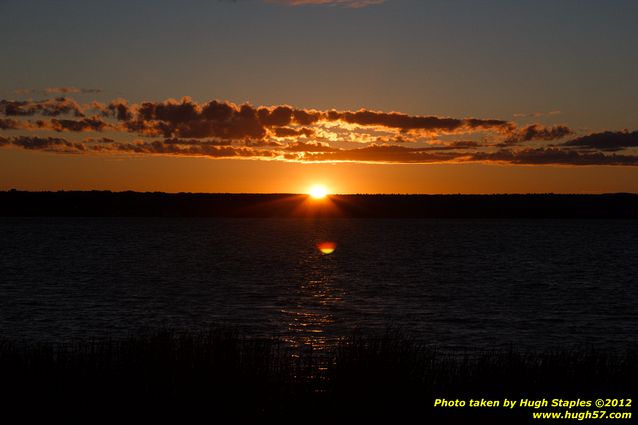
left=3, top=149, right=638, bottom=194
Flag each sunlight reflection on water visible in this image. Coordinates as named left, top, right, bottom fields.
left=1, top=218, right=637, bottom=353
left=281, top=243, right=345, bottom=354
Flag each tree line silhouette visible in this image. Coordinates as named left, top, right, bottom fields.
left=1, top=190, right=637, bottom=218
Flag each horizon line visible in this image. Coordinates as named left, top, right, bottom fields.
left=2, top=189, right=637, bottom=196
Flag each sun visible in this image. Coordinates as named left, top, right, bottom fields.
left=308, top=185, right=329, bottom=199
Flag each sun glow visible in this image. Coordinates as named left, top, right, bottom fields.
left=309, top=185, right=329, bottom=199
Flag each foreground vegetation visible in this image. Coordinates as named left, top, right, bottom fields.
left=0, top=329, right=635, bottom=423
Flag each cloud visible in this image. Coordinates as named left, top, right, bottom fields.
left=95, top=98, right=132, bottom=121
left=2, top=136, right=86, bottom=153
left=0, top=118, right=30, bottom=130
left=88, top=97, right=517, bottom=140
left=37, top=117, right=110, bottom=132
left=502, top=124, right=573, bottom=145
left=302, top=144, right=638, bottom=165
left=266, top=0, right=385, bottom=8
left=100, top=140, right=274, bottom=158
left=0, top=96, right=549, bottom=143
left=422, top=141, right=483, bottom=151
left=561, top=130, right=638, bottom=152
left=296, top=144, right=461, bottom=163
left=2, top=134, right=638, bottom=166
left=0, top=98, right=84, bottom=117
left=326, top=109, right=513, bottom=135
left=0, top=116, right=110, bottom=132
left=3, top=94, right=637, bottom=166
left=0, top=136, right=272, bottom=158
left=45, top=87, right=103, bottom=95
left=470, top=148, right=638, bottom=166
left=273, top=126, right=315, bottom=137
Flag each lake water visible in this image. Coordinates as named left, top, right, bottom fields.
left=1, top=218, right=637, bottom=352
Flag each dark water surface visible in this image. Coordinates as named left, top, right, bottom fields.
left=1, top=218, right=637, bottom=351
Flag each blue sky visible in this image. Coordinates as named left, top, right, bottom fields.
left=1, top=0, right=638, bottom=193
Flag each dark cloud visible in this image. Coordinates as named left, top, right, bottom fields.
left=0, top=118, right=28, bottom=130
left=0, top=96, right=541, bottom=142
left=326, top=109, right=512, bottom=134
left=0, top=136, right=272, bottom=158
left=38, top=117, right=110, bottom=132
left=0, top=116, right=110, bottom=132
left=503, top=124, right=573, bottom=144
left=273, top=126, right=314, bottom=137
left=2, top=95, right=636, bottom=167
left=2, top=134, right=638, bottom=166
left=301, top=144, right=638, bottom=165
left=102, top=140, right=274, bottom=158
left=96, top=99, right=133, bottom=121
left=125, top=98, right=266, bottom=139
left=292, top=109, right=322, bottom=126
left=160, top=138, right=232, bottom=146
left=53, top=97, right=514, bottom=140
left=561, top=130, right=638, bottom=152
left=446, top=141, right=482, bottom=149
left=300, top=144, right=461, bottom=163
left=0, top=98, right=84, bottom=117
left=470, top=148, right=638, bottom=166
left=424, top=141, right=483, bottom=151
left=257, top=106, right=293, bottom=127
left=8, top=136, right=86, bottom=153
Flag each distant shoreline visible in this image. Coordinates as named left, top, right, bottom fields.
left=1, top=191, right=638, bottom=218
left=2, top=191, right=638, bottom=218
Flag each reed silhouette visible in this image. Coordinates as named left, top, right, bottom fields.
left=1, top=328, right=635, bottom=423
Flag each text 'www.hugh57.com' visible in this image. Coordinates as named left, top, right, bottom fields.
left=433, top=397, right=632, bottom=421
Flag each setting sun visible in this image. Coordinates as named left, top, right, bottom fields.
left=309, top=185, right=329, bottom=199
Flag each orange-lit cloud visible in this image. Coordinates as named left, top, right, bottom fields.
left=1, top=96, right=558, bottom=142
left=2, top=135, right=636, bottom=166
left=3, top=95, right=637, bottom=166
left=94, top=97, right=523, bottom=140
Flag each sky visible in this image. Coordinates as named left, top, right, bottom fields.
left=1, top=0, right=638, bottom=193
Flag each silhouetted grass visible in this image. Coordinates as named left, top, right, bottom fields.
left=0, top=328, right=635, bottom=423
